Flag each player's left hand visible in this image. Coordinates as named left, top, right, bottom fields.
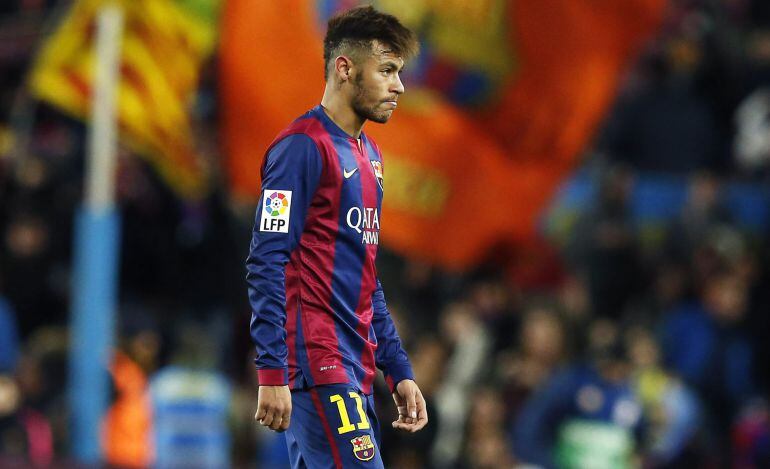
left=391, top=379, right=428, bottom=433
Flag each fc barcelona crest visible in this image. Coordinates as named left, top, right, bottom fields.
left=351, top=435, right=375, bottom=461
left=370, top=160, right=383, bottom=189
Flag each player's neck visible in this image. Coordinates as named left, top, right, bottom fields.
left=320, top=92, right=365, bottom=139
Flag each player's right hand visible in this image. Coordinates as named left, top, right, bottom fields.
left=255, top=385, right=292, bottom=432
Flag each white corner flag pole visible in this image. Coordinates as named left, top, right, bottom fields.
left=85, top=4, right=122, bottom=212
left=69, top=4, right=124, bottom=464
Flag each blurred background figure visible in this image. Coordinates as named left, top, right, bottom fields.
left=101, top=307, right=160, bottom=468
left=659, top=267, right=757, bottom=464
left=626, top=325, right=702, bottom=468
left=566, top=165, right=640, bottom=320
left=665, top=171, right=733, bottom=265
left=731, top=399, right=770, bottom=468
left=0, top=280, right=20, bottom=375
left=497, top=303, right=568, bottom=422
left=431, top=301, right=492, bottom=468
left=511, top=322, right=644, bottom=469
left=1, top=0, right=770, bottom=467
left=149, top=322, right=232, bottom=469
left=462, top=387, right=515, bottom=469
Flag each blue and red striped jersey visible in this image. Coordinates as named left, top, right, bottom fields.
left=246, top=105, right=413, bottom=395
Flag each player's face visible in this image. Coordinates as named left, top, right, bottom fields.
left=350, top=43, right=405, bottom=124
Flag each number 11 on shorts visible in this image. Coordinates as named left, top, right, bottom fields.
left=330, top=392, right=370, bottom=434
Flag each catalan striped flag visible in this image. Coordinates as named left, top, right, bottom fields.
left=29, top=0, right=220, bottom=198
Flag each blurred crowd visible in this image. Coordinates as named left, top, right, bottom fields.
left=2, top=0, right=770, bottom=468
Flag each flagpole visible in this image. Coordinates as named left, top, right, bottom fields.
left=69, top=3, right=123, bottom=463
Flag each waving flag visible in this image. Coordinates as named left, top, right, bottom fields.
left=29, top=0, right=220, bottom=199
left=221, top=0, right=665, bottom=269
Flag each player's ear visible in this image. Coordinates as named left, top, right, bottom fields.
left=334, top=55, right=353, bottom=82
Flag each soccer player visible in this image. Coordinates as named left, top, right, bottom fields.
left=245, top=6, right=427, bottom=468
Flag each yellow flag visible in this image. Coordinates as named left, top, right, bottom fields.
left=29, top=0, right=219, bottom=198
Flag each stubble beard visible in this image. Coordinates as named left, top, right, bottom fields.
left=352, top=75, right=392, bottom=124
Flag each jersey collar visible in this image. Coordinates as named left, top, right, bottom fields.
left=312, top=105, right=366, bottom=143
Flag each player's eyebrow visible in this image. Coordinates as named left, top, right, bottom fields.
left=374, top=47, right=404, bottom=70
left=380, top=60, right=403, bottom=71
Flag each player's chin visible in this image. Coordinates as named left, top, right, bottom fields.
left=369, top=110, right=393, bottom=124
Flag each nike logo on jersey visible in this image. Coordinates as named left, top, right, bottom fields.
left=343, top=168, right=358, bottom=179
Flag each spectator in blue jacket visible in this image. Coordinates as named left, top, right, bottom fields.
left=659, top=267, right=756, bottom=463
left=511, top=329, right=644, bottom=469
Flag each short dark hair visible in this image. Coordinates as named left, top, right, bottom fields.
left=323, top=6, right=419, bottom=79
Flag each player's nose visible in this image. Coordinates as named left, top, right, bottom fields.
left=391, top=74, right=404, bottom=95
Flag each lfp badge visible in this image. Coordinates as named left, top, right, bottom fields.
left=370, top=160, right=383, bottom=189
left=260, top=189, right=292, bottom=233
left=351, top=435, right=375, bottom=461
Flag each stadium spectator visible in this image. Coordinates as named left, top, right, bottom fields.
left=497, top=304, right=568, bottom=421
left=659, top=267, right=757, bottom=463
left=665, top=171, right=733, bottom=265
left=102, top=351, right=152, bottom=468
left=1, top=210, right=62, bottom=336
left=0, top=290, right=20, bottom=373
left=2, top=327, right=66, bottom=463
left=566, top=165, right=641, bottom=319
left=0, top=375, right=53, bottom=467
left=598, top=29, right=725, bottom=172
left=731, top=399, right=770, bottom=468
left=626, top=326, right=702, bottom=467
left=101, top=309, right=160, bottom=468
left=431, top=302, right=492, bottom=467
left=462, top=387, right=515, bottom=469
left=149, top=322, right=232, bottom=469
left=511, top=324, right=644, bottom=469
